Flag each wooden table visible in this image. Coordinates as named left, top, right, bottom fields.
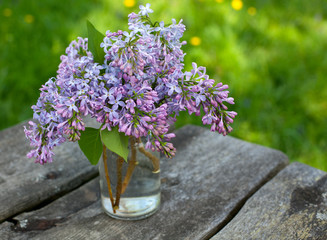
left=1, top=122, right=326, bottom=239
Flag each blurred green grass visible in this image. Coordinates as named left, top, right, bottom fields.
left=1, top=0, right=326, bottom=170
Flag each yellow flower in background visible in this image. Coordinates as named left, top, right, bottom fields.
left=248, top=7, right=257, bottom=16
left=24, top=14, right=34, bottom=24
left=231, top=0, right=243, bottom=11
left=216, top=0, right=224, bottom=3
left=124, top=0, right=135, bottom=8
left=3, top=8, right=12, bottom=17
left=190, top=36, right=201, bottom=46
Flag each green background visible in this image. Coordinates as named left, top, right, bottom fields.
left=1, top=0, right=326, bottom=170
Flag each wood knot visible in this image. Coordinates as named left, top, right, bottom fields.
left=46, top=171, right=59, bottom=180
left=161, top=176, right=180, bottom=187
left=289, top=186, right=323, bottom=215
left=11, top=218, right=62, bottom=232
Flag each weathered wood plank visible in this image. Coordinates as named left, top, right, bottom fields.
left=0, top=121, right=98, bottom=222
left=0, top=178, right=101, bottom=240
left=212, top=162, right=327, bottom=240
left=0, top=125, right=289, bottom=240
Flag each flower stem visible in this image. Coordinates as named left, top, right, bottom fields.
left=137, top=138, right=160, bottom=173
left=121, top=137, right=137, bottom=194
left=114, top=156, right=124, bottom=210
left=102, top=144, right=116, bottom=213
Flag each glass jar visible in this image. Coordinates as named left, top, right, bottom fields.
left=98, top=137, right=160, bottom=220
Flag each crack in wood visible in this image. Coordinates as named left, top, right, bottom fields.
left=1, top=171, right=99, bottom=225
left=201, top=160, right=289, bottom=240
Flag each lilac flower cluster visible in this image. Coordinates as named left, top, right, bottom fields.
left=24, top=4, right=237, bottom=164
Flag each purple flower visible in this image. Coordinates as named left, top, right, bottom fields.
left=139, top=3, right=153, bottom=16
left=100, top=88, right=115, bottom=102
left=166, top=82, right=182, bottom=96
left=193, top=93, right=206, bottom=107
left=108, top=94, right=126, bottom=110
left=104, top=106, right=119, bottom=121
left=125, top=99, right=136, bottom=113
left=202, top=113, right=217, bottom=125
left=56, top=98, right=79, bottom=118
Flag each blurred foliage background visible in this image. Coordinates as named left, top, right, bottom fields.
left=1, top=0, right=326, bottom=170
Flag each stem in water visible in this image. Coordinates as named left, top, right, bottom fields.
left=102, top=144, right=116, bottom=213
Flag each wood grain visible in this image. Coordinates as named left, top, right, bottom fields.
left=0, top=121, right=98, bottom=222
left=0, top=125, right=289, bottom=240
left=212, top=162, right=327, bottom=240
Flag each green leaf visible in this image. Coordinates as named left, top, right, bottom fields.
left=87, top=20, right=105, bottom=64
left=101, top=127, right=129, bottom=161
left=78, top=127, right=103, bottom=165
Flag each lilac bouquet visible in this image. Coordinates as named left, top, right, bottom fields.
left=24, top=3, right=237, bottom=166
